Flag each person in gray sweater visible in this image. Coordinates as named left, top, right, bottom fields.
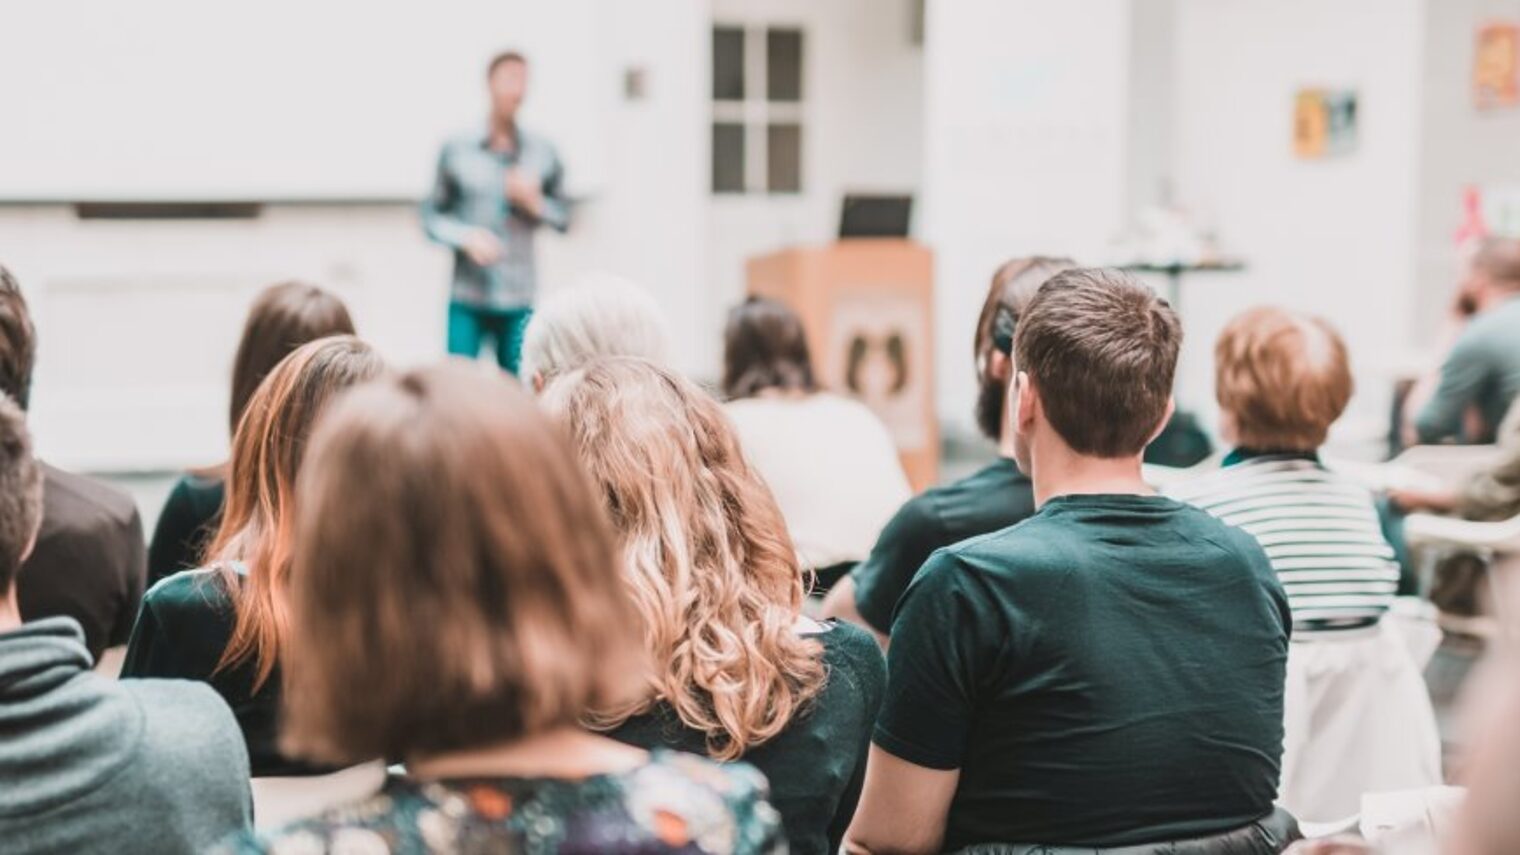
left=0, top=394, right=252, bottom=854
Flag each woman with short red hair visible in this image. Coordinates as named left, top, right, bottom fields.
left=1169, top=306, right=1442, bottom=823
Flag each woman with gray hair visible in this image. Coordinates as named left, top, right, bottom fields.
left=519, top=274, right=670, bottom=392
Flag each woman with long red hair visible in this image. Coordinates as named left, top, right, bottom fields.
left=123, top=335, right=384, bottom=776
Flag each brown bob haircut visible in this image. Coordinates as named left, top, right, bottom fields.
left=1015, top=268, right=1181, bottom=457
left=1215, top=306, right=1353, bottom=452
left=228, top=282, right=354, bottom=437
left=721, top=296, right=819, bottom=400
left=280, top=362, right=644, bottom=764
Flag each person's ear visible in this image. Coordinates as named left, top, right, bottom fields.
left=1014, top=371, right=1038, bottom=434
left=1148, top=396, right=1177, bottom=445
left=531, top=372, right=546, bottom=395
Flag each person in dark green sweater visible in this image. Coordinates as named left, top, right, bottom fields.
left=147, top=281, right=354, bottom=587
left=846, top=269, right=1290, bottom=854
left=543, top=358, right=886, bottom=855
left=124, top=336, right=384, bottom=776
left=822, top=256, right=1072, bottom=642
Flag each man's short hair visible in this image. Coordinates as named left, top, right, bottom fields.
left=1474, top=237, right=1520, bottom=290
left=487, top=50, right=528, bottom=77
left=1215, top=307, right=1352, bottom=452
left=1015, top=268, right=1181, bottom=457
left=0, top=266, right=37, bottom=410
left=974, top=257, right=1079, bottom=365
left=0, top=393, right=42, bottom=593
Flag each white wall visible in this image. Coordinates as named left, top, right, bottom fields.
left=1170, top=0, right=1426, bottom=444
left=0, top=0, right=614, bottom=200
left=1413, top=0, right=1520, bottom=340
left=705, top=0, right=924, bottom=378
left=1126, top=0, right=1178, bottom=218
left=921, top=0, right=1134, bottom=434
left=4, top=0, right=710, bottom=472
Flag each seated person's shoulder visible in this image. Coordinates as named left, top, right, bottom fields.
left=812, top=619, right=886, bottom=687
left=170, top=470, right=226, bottom=514
left=38, top=463, right=140, bottom=537
left=1171, top=501, right=1277, bottom=573
left=816, top=617, right=883, bottom=660
left=939, top=512, right=1074, bottom=578
left=116, top=677, right=248, bottom=779
left=143, top=567, right=233, bottom=619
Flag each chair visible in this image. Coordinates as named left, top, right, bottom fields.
left=1325, top=444, right=1501, bottom=493
left=1402, top=511, right=1520, bottom=629
left=250, top=761, right=388, bottom=829
left=954, top=807, right=1301, bottom=854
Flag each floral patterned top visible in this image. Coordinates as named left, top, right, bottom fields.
left=215, top=750, right=786, bottom=855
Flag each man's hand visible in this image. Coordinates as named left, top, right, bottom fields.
left=506, top=169, right=544, bottom=219
left=1388, top=486, right=1460, bottom=514
left=820, top=577, right=889, bottom=650
left=462, top=228, right=505, bottom=267
left=1285, top=838, right=1373, bottom=855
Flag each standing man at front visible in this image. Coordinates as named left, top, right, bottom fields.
left=423, top=51, right=569, bottom=375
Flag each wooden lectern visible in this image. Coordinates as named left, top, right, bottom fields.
left=746, top=240, right=938, bottom=491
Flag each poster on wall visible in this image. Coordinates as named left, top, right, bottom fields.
left=826, top=290, right=932, bottom=452
left=1293, top=88, right=1358, bottom=159
left=1475, top=22, right=1520, bottom=110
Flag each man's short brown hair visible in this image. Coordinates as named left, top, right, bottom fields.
left=0, top=265, right=37, bottom=410
left=487, top=50, right=528, bottom=77
left=0, top=394, right=42, bottom=593
left=1015, top=268, right=1181, bottom=457
left=280, top=362, right=644, bottom=764
left=1215, top=306, right=1352, bottom=452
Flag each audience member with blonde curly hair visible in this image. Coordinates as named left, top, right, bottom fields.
left=542, top=357, right=886, bottom=855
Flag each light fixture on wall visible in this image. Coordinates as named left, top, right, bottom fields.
left=623, top=67, right=648, bottom=102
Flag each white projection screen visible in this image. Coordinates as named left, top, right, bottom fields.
left=0, top=0, right=612, bottom=201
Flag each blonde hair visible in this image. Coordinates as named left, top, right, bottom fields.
left=520, top=274, right=670, bottom=386
left=542, top=357, right=825, bottom=760
left=281, top=363, right=644, bottom=764
left=209, top=336, right=385, bottom=690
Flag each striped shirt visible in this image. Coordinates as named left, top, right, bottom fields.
left=1166, top=453, right=1399, bottom=632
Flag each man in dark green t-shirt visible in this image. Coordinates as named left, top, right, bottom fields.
left=822, top=257, right=1073, bottom=641
left=845, top=269, right=1290, bottom=854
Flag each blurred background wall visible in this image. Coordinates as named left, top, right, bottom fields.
left=2, top=0, right=1518, bottom=473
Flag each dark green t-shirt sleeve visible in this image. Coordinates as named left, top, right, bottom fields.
left=851, top=496, right=944, bottom=634
left=121, top=576, right=220, bottom=681
left=872, top=551, right=993, bottom=770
